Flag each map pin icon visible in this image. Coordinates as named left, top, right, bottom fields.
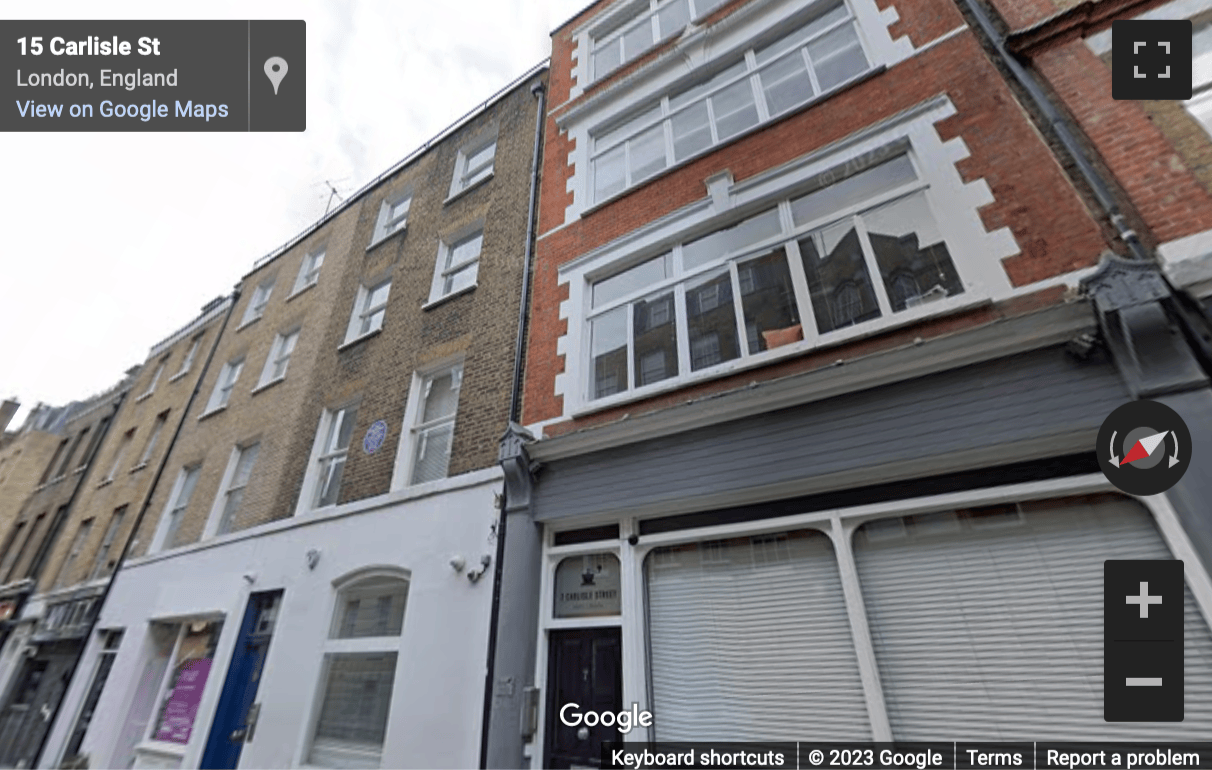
left=264, top=57, right=288, bottom=95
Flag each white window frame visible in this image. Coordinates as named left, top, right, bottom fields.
left=343, top=279, right=392, bottom=346
left=371, top=193, right=412, bottom=246
left=136, top=358, right=168, bottom=402
left=135, top=411, right=169, bottom=469
left=151, top=465, right=201, bottom=553
left=303, top=567, right=410, bottom=769
left=588, top=0, right=728, bottom=82
left=589, top=0, right=872, bottom=204
left=89, top=506, right=127, bottom=580
left=449, top=136, right=497, bottom=198
left=557, top=96, right=1019, bottom=417
left=241, top=279, right=275, bottom=327
left=257, top=328, right=301, bottom=388
left=142, top=619, right=225, bottom=750
left=204, top=443, right=260, bottom=539
left=103, top=430, right=135, bottom=483
left=294, top=247, right=326, bottom=294
left=297, top=403, right=360, bottom=515
left=391, top=358, right=464, bottom=490
left=170, top=336, right=202, bottom=382
left=53, top=518, right=94, bottom=590
left=204, top=357, right=245, bottom=415
left=427, top=227, right=483, bottom=304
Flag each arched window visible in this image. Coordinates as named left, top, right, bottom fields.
left=308, top=569, right=409, bottom=768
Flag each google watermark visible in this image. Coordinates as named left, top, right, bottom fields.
left=559, top=703, right=653, bottom=734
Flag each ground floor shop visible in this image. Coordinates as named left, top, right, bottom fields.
left=486, top=321, right=1212, bottom=767
left=36, top=468, right=502, bottom=770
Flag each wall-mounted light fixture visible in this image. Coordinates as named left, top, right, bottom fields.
left=467, top=554, right=492, bottom=583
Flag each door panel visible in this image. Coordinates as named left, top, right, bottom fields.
left=545, top=628, right=622, bottom=769
left=200, top=591, right=282, bottom=769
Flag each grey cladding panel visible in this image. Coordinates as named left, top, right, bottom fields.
left=535, top=347, right=1128, bottom=521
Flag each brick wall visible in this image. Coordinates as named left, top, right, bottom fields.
left=525, top=27, right=1109, bottom=426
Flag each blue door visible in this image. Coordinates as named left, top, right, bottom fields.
left=201, top=591, right=282, bottom=769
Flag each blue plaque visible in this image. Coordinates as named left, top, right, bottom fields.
left=363, top=420, right=388, bottom=454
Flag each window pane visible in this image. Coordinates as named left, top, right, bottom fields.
left=623, top=18, right=654, bottom=60
left=754, top=2, right=848, bottom=65
left=683, top=208, right=781, bottom=271
left=711, top=77, right=759, bottom=141
left=799, top=223, right=881, bottom=334
left=739, top=248, right=800, bottom=352
left=685, top=267, right=740, bottom=371
left=421, top=370, right=461, bottom=423
left=860, top=191, right=964, bottom=311
left=671, top=61, right=745, bottom=110
left=367, top=283, right=391, bottom=310
left=671, top=101, right=713, bottom=161
left=316, top=456, right=346, bottom=508
left=444, top=262, right=479, bottom=295
left=593, top=39, right=623, bottom=78
left=232, top=444, right=260, bottom=487
left=466, top=143, right=495, bottom=174
left=656, top=0, right=690, bottom=40
left=335, top=406, right=359, bottom=451
left=629, top=123, right=667, bottom=183
left=152, top=621, right=224, bottom=745
left=596, top=105, right=663, bottom=150
left=412, top=422, right=454, bottom=484
left=593, top=252, right=672, bottom=308
left=361, top=308, right=385, bottom=336
left=633, top=291, right=679, bottom=386
left=760, top=51, right=815, bottom=116
left=591, top=306, right=629, bottom=399
left=448, top=233, right=483, bottom=269
left=691, top=0, right=726, bottom=18
left=790, top=155, right=917, bottom=227
left=310, top=653, right=397, bottom=765
left=334, top=578, right=408, bottom=638
left=389, top=198, right=409, bottom=222
left=594, top=145, right=627, bottom=201
left=808, top=23, right=868, bottom=91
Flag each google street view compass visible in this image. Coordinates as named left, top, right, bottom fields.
left=1097, top=400, right=1191, bottom=495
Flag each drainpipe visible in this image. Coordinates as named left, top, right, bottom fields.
left=480, top=74, right=547, bottom=770
left=959, top=0, right=1149, bottom=262
left=960, top=0, right=1212, bottom=369
left=34, top=291, right=239, bottom=770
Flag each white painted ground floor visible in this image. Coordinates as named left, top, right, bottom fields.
left=35, top=468, right=503, bottom=770
left=529, top=475, right=1212, bottom=767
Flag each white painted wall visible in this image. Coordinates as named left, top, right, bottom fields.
left=44, top=469, right=503, bottom=770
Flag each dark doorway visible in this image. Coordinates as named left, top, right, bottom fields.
left=0, top=642, right=77, bottom=768
left=200, top=591, right=282, bottom=769
left=544, top=627, right=623, bottom=769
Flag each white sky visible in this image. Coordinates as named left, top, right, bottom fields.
left=1, top=0, right=585, bottom=428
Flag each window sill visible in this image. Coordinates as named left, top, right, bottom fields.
left=236, top=316, right=262, bottom=332
left=338, top=328, right=383, bottom=351
left=287, top=281, right=318, bottom=302
left=198, top=405, right=227, bottom=422
left=130, top=463, right=148, bottom=474
left=571, top=291, right=990, bottom=418
left=96, top=478, right=113, bottom=489
left=168, top=370, right=189, bottom=383
left=366, top=226, right=407, bottom=253
left=423, top=283, right=477, bottom=310
left=134, top=391, right=155, bottom=403
left=444, top=171, right=494, bottom=205
left=134, top=740, right=186, bottom=760
left=251, top=376, right=286, bottom=396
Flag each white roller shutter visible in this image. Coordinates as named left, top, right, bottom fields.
left=854, top=493, right=1212, bottom=739
left=646, top=529, right=872, bottom=741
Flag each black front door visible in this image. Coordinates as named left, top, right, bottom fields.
left=544, top=627, right=623, bottom=769
left=0, top=643, right=75, bottom=768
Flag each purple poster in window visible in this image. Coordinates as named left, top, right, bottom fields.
left=153, top=658, right=213, bottom=744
